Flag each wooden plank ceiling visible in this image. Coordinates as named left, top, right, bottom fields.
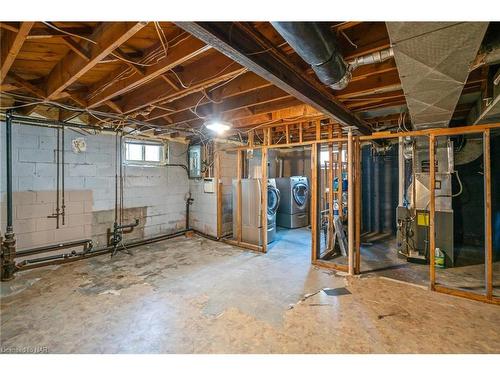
left=0, top=21, right=488, bottom=138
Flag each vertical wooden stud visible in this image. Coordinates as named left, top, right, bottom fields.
left=337, top=140, right=343, bottom=219
left=429, top=135, right=436, bottom=290
left=327, top=143, right=334, bottom=251
left=285, top=124, right=290, bottom=144
left=316, top=120, right=321, bottom=141
left=299, top=123, right=303, bottom=143
left=311, top=143, right=319, bottom=262
left=484, top=129, right=492, bottom=299
left=347, top=130, right=354, bottom=275
left=236, top=150, right=243, bottom=243
left=261, top=147, right=268, bottom=252
left=355, top=137, right=362, bottom=274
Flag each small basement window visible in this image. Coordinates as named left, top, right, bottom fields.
left=124, top=140, right=167, bottom=166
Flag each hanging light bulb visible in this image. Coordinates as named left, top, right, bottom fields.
left=204, top=119, right=232, bottom=134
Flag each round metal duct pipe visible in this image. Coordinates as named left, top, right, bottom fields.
left=271, top=22, right=350, bottom=90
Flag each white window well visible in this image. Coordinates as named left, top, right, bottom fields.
left=124, top=140, right=167, bottom=166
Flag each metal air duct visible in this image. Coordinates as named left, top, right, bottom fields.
left=271, top=22, right=351, bottom=90
left=386, top=22, right=489, bottom=129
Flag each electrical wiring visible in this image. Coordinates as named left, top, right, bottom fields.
left=42, top=21, right=98, bottom=45
left=340, top=30, right=358, bottom=49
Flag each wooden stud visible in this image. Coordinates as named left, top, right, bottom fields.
left=355, top=137, right=362, bottom=274
left=484, top=129, right=492, bottom=299
left=261, top=147, right=268, bottom=252
left=429, top=134, right=436, bottom=290
left=311, top=143, right=320, bottom=262
left=327, top=143, right=334, bottom=252
left=337, top=139, right=343, bottom=219
left=236, top=150, right=243, bottom=243
left=347, top=130, right=354, bottom=275
left=216, top=151, right=223, bottom=239
left=299, top=122, right=303, bottom=143
left=285, top=124, right=290, bottom=144
left=248, top=130, right=254, bottom=148
left=315, top=120, right=321, bottom=141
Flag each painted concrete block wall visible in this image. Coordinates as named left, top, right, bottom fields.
left=0, top=122, right=190, bottom=250
left=188, top=142, right=238, bottom=238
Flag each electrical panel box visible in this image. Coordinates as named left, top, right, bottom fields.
left=203, top=178, right=215, bottom=193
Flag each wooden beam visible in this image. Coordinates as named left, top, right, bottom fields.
left=8, top=73, right=45, bottom=99
left=87, top=35, right=210, bottom=108
left=61, top=37, right=90, bottom=61
left=429, top=134, right=436, bottom=290
left=120, top=52, right=246, bottom=115
left=1, top=22, right=35, bottom=83
left=0, top=22, right=19, bottom=33
left=176, top=22, right=372, bottom=134
left=45, top=22, right=147, bottom=100
left=484, top=129, right=492, bottom=299
left=311, top=143, right=320, bottom=261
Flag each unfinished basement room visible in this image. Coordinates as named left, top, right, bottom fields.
left=1, top=2, right=500, bottom=367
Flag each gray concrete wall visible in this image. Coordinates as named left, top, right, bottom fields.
left=0, top=122, right=189, bottom=250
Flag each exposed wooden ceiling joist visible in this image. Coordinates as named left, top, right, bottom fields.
left=175, top=22, right=373, bottom=134
left=0, top=22, right=35, bottom=83
left=44, top=22, right=147, bottom=100
left=86, top=35, right=210, bottom=108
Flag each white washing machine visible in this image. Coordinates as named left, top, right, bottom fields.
left=232, top=178, right=280, bottom=245
left=275, top=176, right=309, bottom=228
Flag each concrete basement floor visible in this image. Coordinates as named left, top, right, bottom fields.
left=1, top=230, right=500, bottom=354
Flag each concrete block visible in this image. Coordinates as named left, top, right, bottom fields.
left=63, top=151, right=86, bottom=164
left=36, top=191, right=57, bottom=203
left=19, top=148, right=54, bottom=163
left=35, top=163, right=57, bottom=177
left=65, top=201, right=84, bottom=214
left=67, top=213, right=92, bottom=227
left=38, top=135, right=57, bottom=150
left=54, top=225, right=84, bottom=243
left=17, top=230, right=55, bottom=249
left=18, top=176, right=34, bottom=191
left=84, top=176, right=112, bottom=190
left=13, top=162, right=36, bottom=177
left=85, top=152, right=112, bottom=164
left=13, top=218, right=36, bottom=234
left=68, top=190, right=92, bottom=202
left=13, top=191, right=36, bottom=205
left=16, top=203, right=53, bottom=219
left=63, top=176, right=85, bottom=190
left=35, top=217, right=58, bottom=231
left=84, top=200, right=93, bottom=213
left=68, top=164, right=96, bottom=177
left=32, top=176, right=56, bottom=191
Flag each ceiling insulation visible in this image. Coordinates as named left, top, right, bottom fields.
left=386, top=22, right=488, bottom=129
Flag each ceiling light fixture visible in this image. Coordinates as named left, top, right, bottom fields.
left=204, top=119, right=232, bottom=135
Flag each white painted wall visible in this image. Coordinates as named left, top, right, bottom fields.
left=0, top=122, right=190, bottom=249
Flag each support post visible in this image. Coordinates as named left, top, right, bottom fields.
left=311, top=143, right=320, bottom=262
left=1, top=110, right=16, bottom=280
left=327, top=143, right=334, bottom=251
left=236, top=150, right=242, bottom=243
left=261, top=147, right=268, bottom=252
left=429, top=135, right=436, bottom=290
left=484, top=129, right=492, bottom=299
left=337, top=139, right=343, bottom=219
left=347, top=129, right=354, bottom=275
left=355, top=137, right=361, bottom=274
left=216, top=151, right=223, bottom=239
left=398, top=137, right=405, bottom=206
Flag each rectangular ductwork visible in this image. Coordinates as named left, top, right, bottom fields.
left=386, top=22, right=488, bottom=129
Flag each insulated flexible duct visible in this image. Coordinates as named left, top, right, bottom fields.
left=271, top=22, right=350, bottom=90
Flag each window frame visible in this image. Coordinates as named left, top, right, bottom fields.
left=124, top=139, right=168, bottom=167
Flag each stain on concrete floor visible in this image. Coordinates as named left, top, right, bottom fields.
left=1, top=230, right=499, bottom=353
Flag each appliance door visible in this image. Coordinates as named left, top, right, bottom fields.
left=292, top=182, right=308, bottom=209
left=267, top=186, right=280, bottom=218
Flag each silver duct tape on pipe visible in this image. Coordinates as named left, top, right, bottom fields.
left=348, top=48, right=394, bottom=70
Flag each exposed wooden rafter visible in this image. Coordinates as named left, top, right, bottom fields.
left=0, top=22, right=35, bottom=83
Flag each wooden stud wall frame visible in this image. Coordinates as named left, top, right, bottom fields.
left=216, top=121, right=500, bottom=304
